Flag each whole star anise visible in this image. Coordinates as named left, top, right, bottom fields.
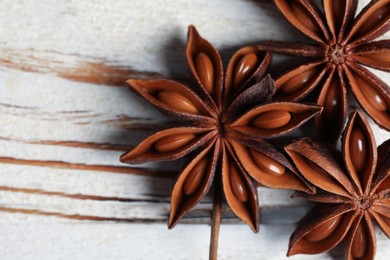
left=120, top=25, right=321, bottom=234
left=285, top=110, right=390, bottom=260
left=258, top=0, right=390, bottom=142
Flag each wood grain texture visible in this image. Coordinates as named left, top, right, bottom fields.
left=0, top=0, right=389, bottom=259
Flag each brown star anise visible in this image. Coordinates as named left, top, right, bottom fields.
left=258, top=0, right=390, bottom=142
left=285, top=110, right=390, bottom=259
left=120, top=25, right=321, bottom=234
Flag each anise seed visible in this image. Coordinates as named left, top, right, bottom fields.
left=304, top=215, right=342, bottom=242
left=279, top=67, right=317, bottom=95
left=355, top=75, right=388, bottom=112
left=332, top=2, right=346, bottom=26
left=362, top=52, right=390, bottom=65
left=304, top=158, right=334, bottom=182
left=355, top=5, right=390, bottom=38
left=289, top=1, right=320, bottom=36
left=323, top=81, right=341, bottom=123
left=252, top=110, right=291, bottom=130
left=229, top=164, right=248, bottom=202
left=349, top=127, right=367, bottom=172
left=158, top=91, right=199, bottom=114
left=195, top=52, right=214, bottom=94
left=250, top=149, right=285, bottom=175
left=183, top=158, right=208, bottom=196
left=233, top=53, right=258, bottom=88
left=154, top=134, right=195, bottom=152
left=351, top=223, right=367, bottom=259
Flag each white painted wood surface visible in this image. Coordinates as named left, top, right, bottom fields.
left=0, top=0, right=389, bottom=259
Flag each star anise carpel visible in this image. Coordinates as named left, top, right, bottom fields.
left=258, top=0, right=390, bottom=143
left=120, top=25, right=321, bottom=233
left=285, top=110, right=390, bottom=260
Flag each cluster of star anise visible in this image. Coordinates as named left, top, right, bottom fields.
left=120, top=1, right=389, bottom=259
left=122, top=25, right=319, bottom=231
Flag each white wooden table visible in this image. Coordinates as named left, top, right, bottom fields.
left=0, top=0, right=389, bottom=259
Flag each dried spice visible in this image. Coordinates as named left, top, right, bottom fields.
left=258, top=0, right=390, bottom=142
left=285, top=110, right=390, bottom=259
left=120, top=25, right=321, bottom=258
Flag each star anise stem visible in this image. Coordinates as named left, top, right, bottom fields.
left=209, top=183, right=222, bottom=260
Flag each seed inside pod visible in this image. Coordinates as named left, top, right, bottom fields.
left=332, top=2, right=346, bottom=26
left=154, top=134, right=196, bottom=153
left=229, top=164, right=248, bottom=203
left=351, top=223, right=367, bottom=259
left=233, top=53, right=258, bottom=88
left=304, top=215, right=342, bottom=242
left=183, top=158, right=208, bottom=196
left=279, top=67, right=318, bottom=95
left=289, top=1, right=320, bottom=35
left=252, top=110, right=291, bottom=130
left=355, top=75, right=388, bottom=112
left=349, top=127, right=367, bottom=172
left=323, top=81, right=341, bottom=123
left=354, top=5, right=390, bottom=38
left=158, top=91, right=199, bottom=114
left=304, top=158, right=335, bottom=182
left=362, top=51, right=390, bottom=65
left=249, top=149, right=285, bottom=176
left=195, top=52, right=214, bottom=95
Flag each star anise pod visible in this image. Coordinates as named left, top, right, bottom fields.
left=120, top=25, right=321, bottom=237
left=285, top=110, right=390, bottom=259
left=258, top=0, right=390, bottom=142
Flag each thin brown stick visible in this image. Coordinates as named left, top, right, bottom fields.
left=0, top=156, right=176, bottom=178
left=0, top=185, right=136, bottom=202
left=0, top=206, right=136, bottom=222
left=209, top=185, right=222, bottom=260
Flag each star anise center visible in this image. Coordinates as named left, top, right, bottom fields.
left=327, top=44, right=346, bottom=65
left=217, top=116, right=227, bottom=138
left=357, top=196, right=374, bottom=210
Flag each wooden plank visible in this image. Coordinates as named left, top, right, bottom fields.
left=0, top=221, right=389, bottom=260
left=0, top=162, right=311, bottom=223
left=0, top=0, right=389, bottom=259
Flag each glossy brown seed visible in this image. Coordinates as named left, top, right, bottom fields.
left=289, top=1, right=321, bottom=36
left=279, top=67, right=317, bottom=95
left=324, top=81, right=341, bottom=122
left=349, top=127, right=367, bottom=172
left=195, top=52, right=214, bottom=94
left=183, top=158, right=208, bottom=196
left=154, top=134, right=196, bottom=153
left=362, top=52, right=390, bottom=65
left=367, top=87, right=387, bottom=112
left=233, top=53, right=258, bottom=88
left=229, top=164, right=248, bottom=202
left=355, top=75, right=388, bottom=112
left=304, top=158, right=335, bottom=182
left=332, top=1, right=346, bottom=24
left=252, top=110, right=292, bottom=130
left=250, top=149, right=286, bottom=176
left=158, top=91, right=199, bottom=114
left=351, top=223, right=367, bottom=259
left=305, top=215, right=342, bottom=242
left=355, top=5, right=390, bottom=38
